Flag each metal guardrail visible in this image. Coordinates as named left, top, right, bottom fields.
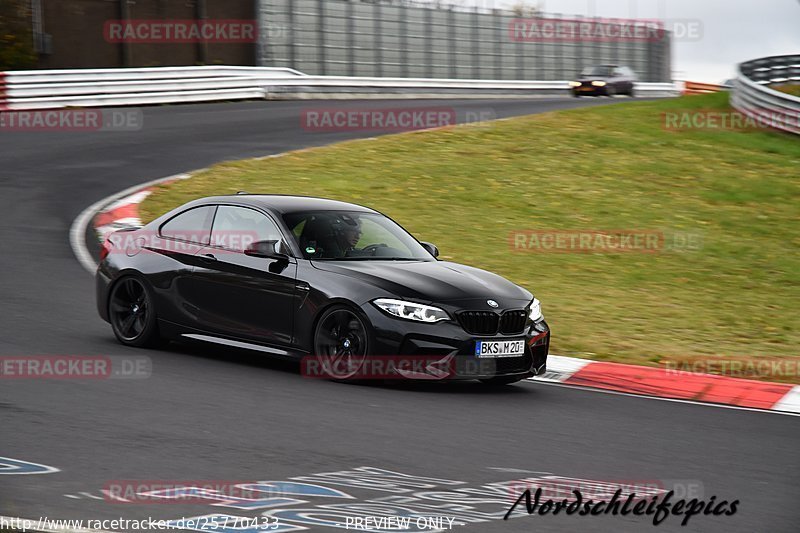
left=731, top=54, right=800, bottom=135
left=0, top=66, right=679, bottom=110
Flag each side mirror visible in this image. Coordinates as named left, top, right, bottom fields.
left=245, top=240, right=289, bottom=260
left=420, top=241, right=440, bottom=258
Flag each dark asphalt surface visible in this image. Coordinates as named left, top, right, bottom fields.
left=0, top=98, right=797, bottom=533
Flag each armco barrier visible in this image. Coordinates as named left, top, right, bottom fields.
left=731, top=54, right=800, bottom=135
left=0, top=66, right=679, bottom=110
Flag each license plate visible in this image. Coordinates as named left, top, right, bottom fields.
left=474, top=339, right=526, bottom=358
left=580, top=87, right=593, bottom=91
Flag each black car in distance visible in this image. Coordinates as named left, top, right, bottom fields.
left=96, top=195, right=550, bottom=385
left=571, top=64, right=637, bottom=97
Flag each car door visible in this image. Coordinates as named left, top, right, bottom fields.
left=190, top=205, right=298, bottom=347
left=617, top=67, right=634, bottom=93
left=611, top=67, right=625, bottom=92
left=148, top=204, right=217, bottom=326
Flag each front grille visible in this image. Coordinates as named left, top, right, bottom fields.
left=499, top=310, right=527, bottom=335
left=457, top=309, right=527, bottom=336
left=457, top=311, right=499, bottom=336
left=496, top=353, right=533, bottom=374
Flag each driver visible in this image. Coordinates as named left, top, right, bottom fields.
left=334, top=215, right=363, bottom=255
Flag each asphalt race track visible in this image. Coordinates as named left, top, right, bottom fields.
left=1, top=98, right=798, bottom=533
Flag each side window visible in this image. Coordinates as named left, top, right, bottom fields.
left=159, top=206, right=216, bottom=245
left=211, top=206, right=284, bottom=252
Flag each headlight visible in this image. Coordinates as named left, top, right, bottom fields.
left=528, top=298, right=543, bottom=322
left=592, top=81, right=607, bottom=87
left=569, top=81, right=581, bottom=87
left=373, top=298, right=450, bottom=323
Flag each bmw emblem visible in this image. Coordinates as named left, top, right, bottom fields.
left=487, top=300, right=499, bottom=308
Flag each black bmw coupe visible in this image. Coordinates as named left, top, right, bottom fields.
left=96, top=195, right=549, bottom=385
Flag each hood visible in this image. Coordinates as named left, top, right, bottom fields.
left=577, top=76, right=611, bottom=82
left=311, top=260, right=532, bottom=305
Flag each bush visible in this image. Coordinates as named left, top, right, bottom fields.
left=0, top=0, right=37, bottom=70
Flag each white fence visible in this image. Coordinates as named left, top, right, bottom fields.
left=0, top=66, right=679, bottom=110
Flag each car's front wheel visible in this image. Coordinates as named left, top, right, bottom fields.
left=109, top=276, right=163, bottom=348
left=313, top=305, right=371, bottom=380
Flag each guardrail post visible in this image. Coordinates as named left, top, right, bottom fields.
left=347, top=0, right=355, bottom=77
left=425, top=8, right=433, bottom=79
left=400, top=2, right=408, bottom=78
left=317, top=0, right=327, bottom=75
left=448, top=8, right=456, bottom=79
left=288, top=0, right=297, bottom=71
left=375, top=1, right=383, bottom=78
left=494, top=8, right=502, bottom=80
left=118, top=0, right=131, bottom=67
left=471, top=6, right=479, bottom=80
left=196, top=0, right=208, bottom=64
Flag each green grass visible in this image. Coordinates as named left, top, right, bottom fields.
left=140, top=93, right=800, bottom=382
left=775, top=84, right=800, bottom=97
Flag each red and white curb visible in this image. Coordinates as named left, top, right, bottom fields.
left=541, top=355, right=800, bottom=415
left=69, top=173, right=191, bottom=274
left=70, top=179, right=800, bottom=417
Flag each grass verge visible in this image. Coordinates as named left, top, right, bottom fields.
left=775, top=84, right=800, bottom=97
left=141, top=93, right=800, bottom=383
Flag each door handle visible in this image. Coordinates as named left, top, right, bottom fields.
left=200, top=253, right=217, bottom=262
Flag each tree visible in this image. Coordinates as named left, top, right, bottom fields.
left=0, top=0, right=37, bottom=70
left=510, top=1, right=542, bottom=18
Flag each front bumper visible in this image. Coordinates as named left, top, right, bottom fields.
left=362, top=304, right=549, bottom=380
left=573, top=86, right=608, bottom=96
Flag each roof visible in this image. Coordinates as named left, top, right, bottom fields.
left=191, top=195, right=377, bottom=215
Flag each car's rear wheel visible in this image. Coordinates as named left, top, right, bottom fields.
left=313, top=305, right=370, bottom=380
left=109, top=276, right=163, bottom=348
left=480, top=376, right=525, bottom=387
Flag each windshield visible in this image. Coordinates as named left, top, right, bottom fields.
left=283, top=210, right=434, bottom=261
left=581, top=66, right=613, bottom=77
